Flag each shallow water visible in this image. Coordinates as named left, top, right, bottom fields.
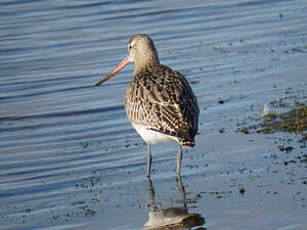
left=1, top=0, right=307, bottom=229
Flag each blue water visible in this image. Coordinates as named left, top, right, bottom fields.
left=1, top=0, right=306, bottom=229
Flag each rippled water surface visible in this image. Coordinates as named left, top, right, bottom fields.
left=1, top=0, right=307, bottom=229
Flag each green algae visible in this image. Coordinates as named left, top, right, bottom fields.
left=239, top=103, right=306, bottom=142
left=258, top=105, right=306, bottom=139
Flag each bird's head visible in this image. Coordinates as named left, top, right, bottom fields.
left=95, top=34, right=159, bottom=86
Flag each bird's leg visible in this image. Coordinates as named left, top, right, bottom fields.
left=147, top=144, right=152, bottom=177
left=147, top=177, right=157, bottom=211
left=176, top=174, right=187, bottom=211
left=176, top=145, right=183, bottom=175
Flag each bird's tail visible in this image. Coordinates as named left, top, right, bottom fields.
left=178, top=139, right=195, bottom=147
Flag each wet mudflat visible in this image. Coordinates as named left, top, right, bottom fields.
left=0, top=0, right=306, bottom=229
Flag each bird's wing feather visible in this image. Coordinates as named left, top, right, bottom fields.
left=125, top=65, right=199, bottom=141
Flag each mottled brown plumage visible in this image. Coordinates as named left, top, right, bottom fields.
left=96, top=34, right=199, bottom=176
left=125, top=64, right=198, bottom=147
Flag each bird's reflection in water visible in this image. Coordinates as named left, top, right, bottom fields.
left=144, top=176, right=206, bottom=230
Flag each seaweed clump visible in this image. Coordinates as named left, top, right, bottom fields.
left=239, top=104, right=306, bottom=142
left=260, top=106, right=306, bottom=134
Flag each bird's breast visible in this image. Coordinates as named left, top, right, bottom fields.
left=132, top=124, right=177, bottom=144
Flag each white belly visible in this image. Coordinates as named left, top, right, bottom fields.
left=132, top=124, right=178, bottom=144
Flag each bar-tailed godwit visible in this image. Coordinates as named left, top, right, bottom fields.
left=96, top=34, right=199, bottom=176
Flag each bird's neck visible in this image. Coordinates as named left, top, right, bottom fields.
left=134, top=59, right=160, bottom=76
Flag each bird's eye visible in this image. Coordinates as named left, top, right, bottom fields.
left=128, top=45, right=132, bottom=50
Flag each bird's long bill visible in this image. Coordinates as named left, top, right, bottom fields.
left=95, top=56, right=131, bottom=86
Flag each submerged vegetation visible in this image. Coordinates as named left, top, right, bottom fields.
left=237, top=101, right=306, bottom=142
left=258, top=106, right=306, bottom=138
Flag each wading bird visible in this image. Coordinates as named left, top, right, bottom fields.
left=96, top=34, right=199, bottom=177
